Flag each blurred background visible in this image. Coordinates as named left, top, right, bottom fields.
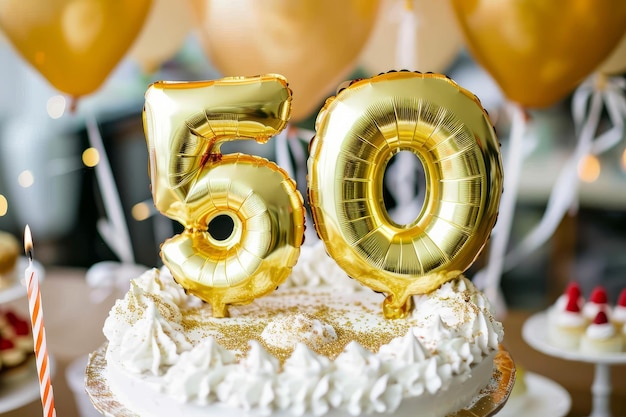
left=0, top=0, right=625, bottom=312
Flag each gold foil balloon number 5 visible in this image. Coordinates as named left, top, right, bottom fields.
left=308, top=72, right=503, bottom=319
left=143, top=75, right=305, bottom=318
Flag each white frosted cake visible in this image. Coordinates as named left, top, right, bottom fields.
left=94, top=243, right=505, bottom=417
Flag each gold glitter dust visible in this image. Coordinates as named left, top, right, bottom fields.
left=168, top=288, right=413, bottom=364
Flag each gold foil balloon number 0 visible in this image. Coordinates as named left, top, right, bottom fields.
left=143, top=75, right=305, bottom=318
left=308, top=72, right=502, bottom=318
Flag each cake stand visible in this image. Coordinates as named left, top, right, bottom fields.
left=523, top=312, right=626, bottom=417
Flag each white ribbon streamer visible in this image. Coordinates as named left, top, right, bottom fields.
left=503, top=74, right=626, bottom=272
left=476, top=103, right=528, bottom=313
left=85, top=115, right=135, bottom=265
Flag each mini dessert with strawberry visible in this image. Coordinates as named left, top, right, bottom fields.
left=580, top=311, right=623, bottom=354
left=549, top=296, right=586, bottom=350
left=612, top=289, right=626, bottom=330
left=582, top=286, right=611, bottom=322
left=0, top=309, right=33, bottom=373
left=551, top=282, right=584, bottom=317
left=0, top=232, right=19, bottom=289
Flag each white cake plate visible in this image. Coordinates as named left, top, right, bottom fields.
left=0, top=257, right=45, bottom=304
left=494, top=372, right=570, bottom=417
left=86, top=344, right=515, bottom=417
left=523, top=312, right=626, bottom=417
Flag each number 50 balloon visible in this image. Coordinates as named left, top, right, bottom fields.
left=308, top=71, right=502, bottom=319
left=143, top=75, right=305, bottom=318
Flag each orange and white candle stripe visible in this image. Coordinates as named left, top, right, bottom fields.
left=24, top=225, right=56, bottom=417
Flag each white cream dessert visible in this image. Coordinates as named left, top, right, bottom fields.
left=549, top=296, right=586, bottom=350
left=582, top=286, right=611, bottom=322
left=580, top=311, right=623, bottom=354
left=98, top=243, right=504, bottom=417
left=549, top=282, right=584, bottom=319
left=612, top=289, right=626, bottom=330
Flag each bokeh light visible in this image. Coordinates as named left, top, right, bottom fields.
left=0, top=195, right=7, bottom=216
left=82, top=147, right=100, bottom=167
left=131, top=202, right=152, bottom=221
left=18, top=170, right=35, bottom=188
left=578, top=155, right=601, bottom=183
left=46, top=95, right=66, bottom=119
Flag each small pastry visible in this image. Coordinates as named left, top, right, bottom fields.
left=0, top=232, right=19, bottom=289
left=612, top=289, right=626, bottom=330
left=580, top=311, right=623, bottom=354
left=582, top=286, right=611, bottom=322
left=0, top=337, right=26, bottom=368
left=549, top=296, right=586, bottom=350
left=0, top=310, right=33, bottom=373
left=5, top=311, right=32, bottom=351
left=549, top=281, right=584, bottom=322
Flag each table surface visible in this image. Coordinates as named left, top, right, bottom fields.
left=1, top=268, right=625, bottom=417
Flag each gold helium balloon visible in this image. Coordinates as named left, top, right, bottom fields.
left=308, top=71, right=502, bottom=319
left=188, top=0, right=380, bottom=122
left=450, top=0, right=626, bottom=108
left=0, top=0, right=152, bottom=99
left=360, top=0, right=462, bottom=75
left=143, top=75, right=305, bottom=318
left=129, top=0, right=192, bottom=74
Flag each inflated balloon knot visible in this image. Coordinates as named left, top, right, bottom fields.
left=594, top=73, right=609, bottom=92
left=382, top=294, right=413, bottom=320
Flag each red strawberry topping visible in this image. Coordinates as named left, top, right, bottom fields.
left=565, top=295, right=581, bottom=312
left=592, top=311, right=609, bottom=325
left=13, top=320, right=30, bottom=336
left=5, top=311, right=19, bottom=326
left=618, top=289, right=626, bottom=307
left=589, top=286, right=608, bottom=304
left=0, top=338, right=14, bottom=350
left=565, top=282, right=581, bottom=300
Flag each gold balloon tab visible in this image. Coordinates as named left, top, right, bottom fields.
left=308, top=71, right=503, bottom=319
left=143, top=75, right=305, bottom=318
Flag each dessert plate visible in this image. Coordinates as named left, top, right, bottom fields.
left=86, top=345, right=515, bottom=417
left=0, top=257, right=45, bottom=304
left=494, top=372, right=570, bottom=417
left=0, top=355, right=55, bottom=413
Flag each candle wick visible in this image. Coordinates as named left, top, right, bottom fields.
left=27, top=249, right=33, bottom=262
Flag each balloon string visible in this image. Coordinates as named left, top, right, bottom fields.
left=85, top=115, right=135, bottom=264
left=275, top=128, right=293, bottom=179
left=481, top=102, right=527, bottom=310
left=275, top=127, right=319, bottom=243
left=287, top=128, right=308, bottom=193
left=503, top=74, right=625, bottom=271
left=396, top=1, right=416, bottom=70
